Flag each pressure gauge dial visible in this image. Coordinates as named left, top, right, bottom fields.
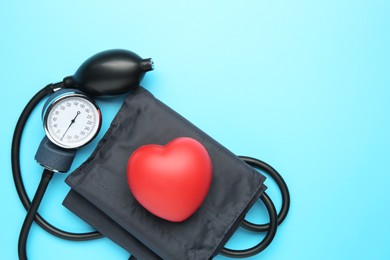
left=42, top=89, right=102, bottom=149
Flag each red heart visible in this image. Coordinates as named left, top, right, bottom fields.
left=127, top=137, right=212, bottom=222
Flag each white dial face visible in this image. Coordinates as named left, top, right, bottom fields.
left=45, top=95, right=101, bottom=149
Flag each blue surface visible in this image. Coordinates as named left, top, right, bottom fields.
left=1, top=1, right=390, bottom=259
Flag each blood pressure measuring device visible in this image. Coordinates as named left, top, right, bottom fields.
left=11, top=50, right=290, bottom=259
left=43, top=90, right=101, bottom=150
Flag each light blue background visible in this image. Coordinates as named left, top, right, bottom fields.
left=1, top=0, right=389, bottom=259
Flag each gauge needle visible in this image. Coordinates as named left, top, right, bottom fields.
left=60, top=111, right=81, bottom=141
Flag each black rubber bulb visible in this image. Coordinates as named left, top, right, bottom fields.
left=71, top=49, right=154, bottom=96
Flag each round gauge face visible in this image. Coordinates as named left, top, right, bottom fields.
left=44, top=94, right=101, bottom=149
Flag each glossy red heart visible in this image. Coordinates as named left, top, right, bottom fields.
left=127, top=137, right=212, bottom=222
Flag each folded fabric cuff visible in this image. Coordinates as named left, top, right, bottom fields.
left=64, top=87, right=266, bottom=259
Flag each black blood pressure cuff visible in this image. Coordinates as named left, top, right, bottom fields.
left=63, top=87, right=266, bottom=260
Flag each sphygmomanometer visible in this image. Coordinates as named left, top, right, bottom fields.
left=11, top=49, right=290, bottom=259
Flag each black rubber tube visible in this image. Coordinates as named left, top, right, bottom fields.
left=220, top=192, right=278, bottom=258
left=220, top=156, right=290, bottom=258
left=18, top=169, right=54, bottom=260
left=11, top=84, right=102, bottom=241
left=239, top=156, right=290, bottom=232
